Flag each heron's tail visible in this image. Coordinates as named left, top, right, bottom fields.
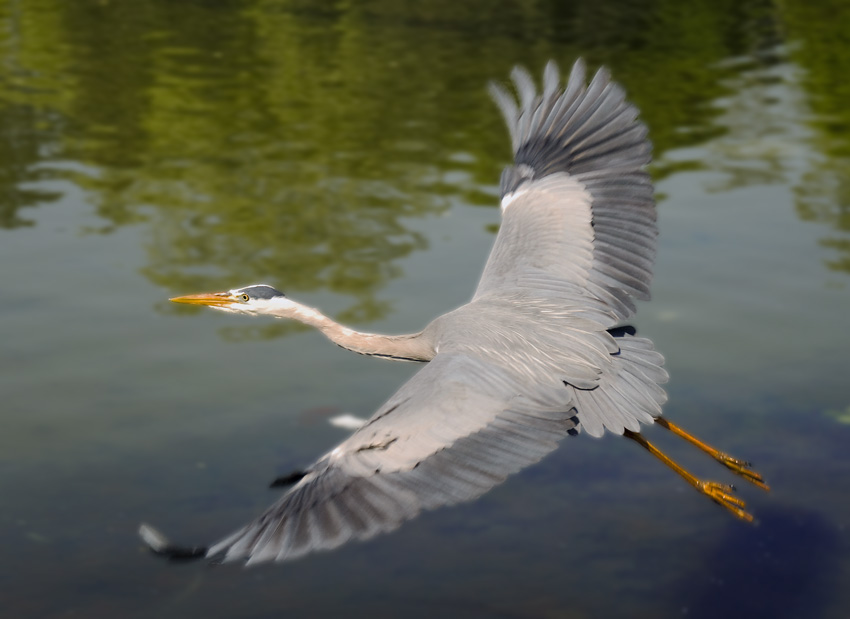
left=570, top=326, right=668, bottom=437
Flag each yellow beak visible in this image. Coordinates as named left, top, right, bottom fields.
left=169, top=292, right=237, bottom=307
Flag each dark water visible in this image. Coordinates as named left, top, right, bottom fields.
left=1, top=1, right=849, bottom=617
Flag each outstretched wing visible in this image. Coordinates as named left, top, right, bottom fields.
left=205, top=353, right=578, bottom=565
left=475, top=60, right=657, bottom=323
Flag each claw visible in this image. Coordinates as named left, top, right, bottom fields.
left=716, top=452, right=770, bottom=491
left=699, top=482, right=753, bottom=522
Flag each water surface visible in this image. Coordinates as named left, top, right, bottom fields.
left=1, top=1, right=848, bottom=617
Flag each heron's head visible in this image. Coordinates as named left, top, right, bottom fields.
left=170, top=284, right=291, bottom=316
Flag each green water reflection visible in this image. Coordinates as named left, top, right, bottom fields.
left=1, top=1, right=849, bottom=618
left=2, top=0, right=848, bottom=294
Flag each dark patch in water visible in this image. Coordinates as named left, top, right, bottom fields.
left=675, top=506, right=843, bottom=619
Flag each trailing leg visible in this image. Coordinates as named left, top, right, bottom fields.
left=624, top=429, right=754, bottom=522
left=654, top=417, right=769, bottom=491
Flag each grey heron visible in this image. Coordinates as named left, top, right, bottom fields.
left=140, top=59, right=769, bottom=566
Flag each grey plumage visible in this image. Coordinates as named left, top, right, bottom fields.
left=485, top=59, right=656, bottom=321
left=149, top=59, right=672, bottom=565
left=207, top=353, right=581, bottom=564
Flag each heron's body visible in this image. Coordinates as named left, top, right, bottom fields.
left=142, top=60, right=767, bottom=566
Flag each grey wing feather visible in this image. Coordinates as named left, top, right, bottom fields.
left=206, top=353, right=578, bottom=565
left=478, top=59, right=657, bottom=323
left=569, top=328, right=668, bottom=437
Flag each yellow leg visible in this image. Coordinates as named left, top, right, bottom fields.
left=624, top=429, right=754, bottom=522
left=654, top=417, right=770, bottom=491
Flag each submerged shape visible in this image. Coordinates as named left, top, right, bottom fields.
left=144, top=60, right=768, bottom=567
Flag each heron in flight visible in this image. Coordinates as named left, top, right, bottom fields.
left=141, top=60, right=768, bottom=566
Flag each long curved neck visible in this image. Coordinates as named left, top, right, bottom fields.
left=271, top=299, right=435, bottom=362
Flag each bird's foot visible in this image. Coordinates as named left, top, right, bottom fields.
left=699, top=481, right=753, bottom=522
left=714, top=453, right=770, bottom=491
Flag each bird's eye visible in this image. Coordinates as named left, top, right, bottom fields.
left=240, top=294, right=250, bottom=302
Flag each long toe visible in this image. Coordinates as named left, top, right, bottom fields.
left=717, top=454, right=770, bottom=491
left=699, top=482, right=754, bottom=522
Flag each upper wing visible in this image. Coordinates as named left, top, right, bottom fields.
left=475, top=60, right=657, bottom=323
left=205, top=353, right=578, bottom=565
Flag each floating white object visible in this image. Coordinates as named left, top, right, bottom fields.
left=328, top=414, right=368, bottom=430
